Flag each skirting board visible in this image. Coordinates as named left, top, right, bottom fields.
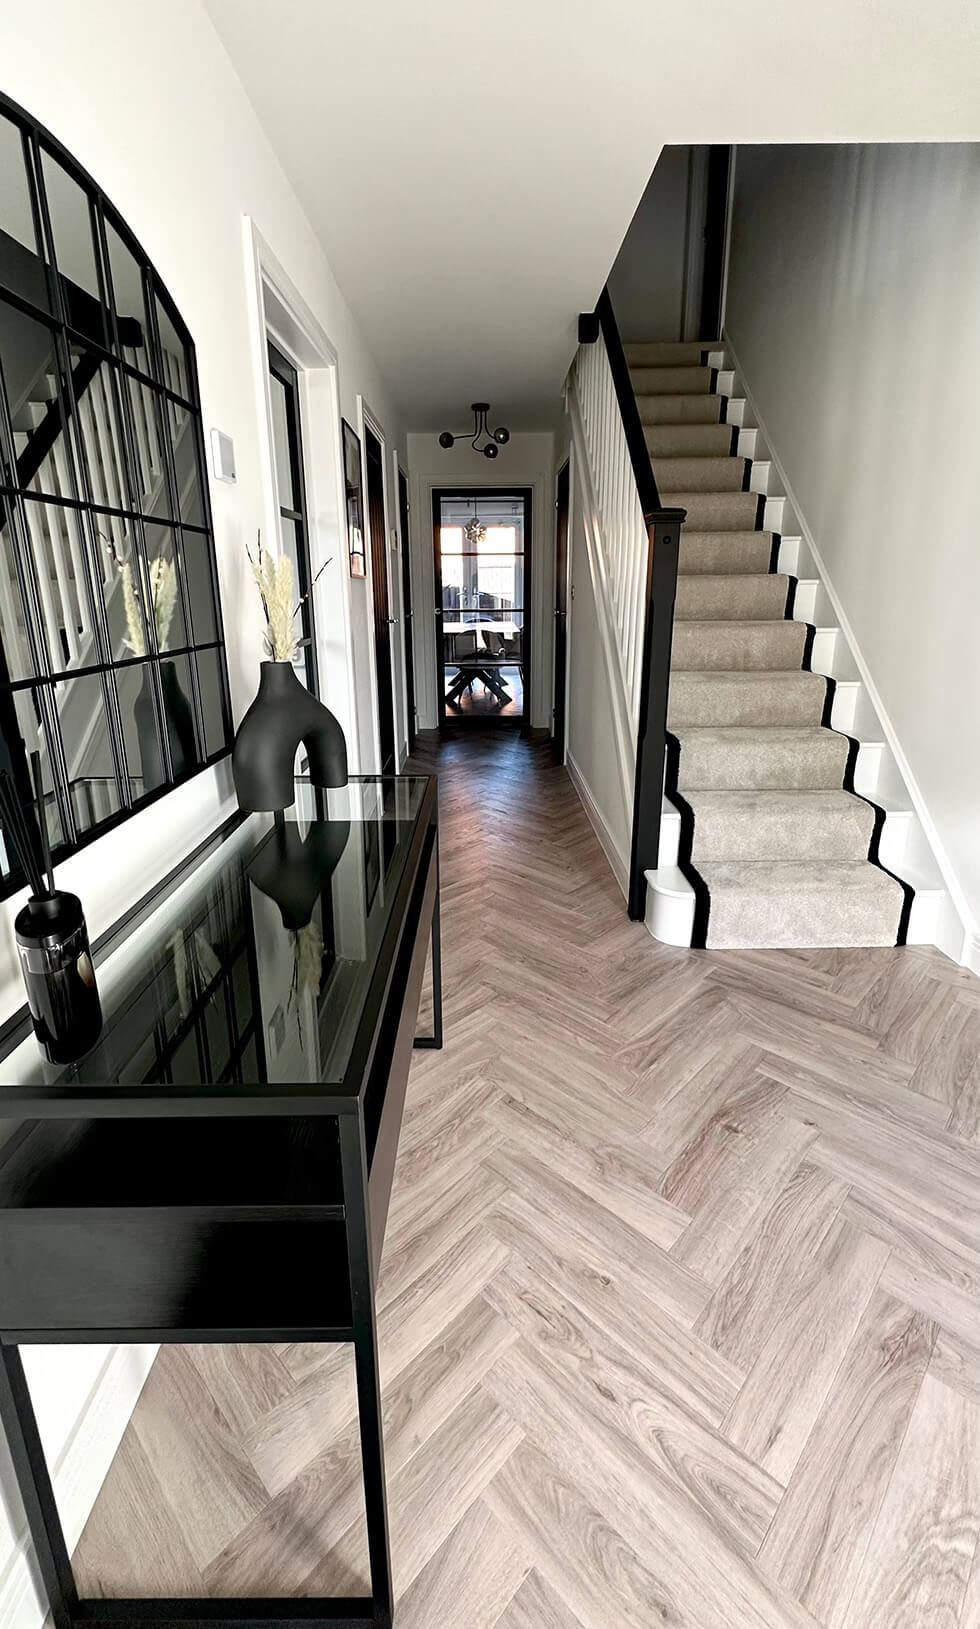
left=566, top=750, right=629, bottom=900
left=723, top=332, right=979, bottom=968
left=0, top=1343, right=157, bottom=1629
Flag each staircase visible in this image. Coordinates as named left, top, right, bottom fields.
left=629, top=339, right=913, bottom=949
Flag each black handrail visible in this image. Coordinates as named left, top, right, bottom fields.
left=578, top=287, right=685, bottom=922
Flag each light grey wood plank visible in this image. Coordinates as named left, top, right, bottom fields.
left=493, top=1568, right=585, bottom=1629
left=641, top=1042, right=767, bottom=1168
left=696, top=1161, right=849, bottom=1367
left=300, top=1386, right=523, bottom=1599
left=394, top=1499, right=529, bottom=1629
left=486, top=1199, right=741, bottom=1427
left=182, top=1343, right=294, bottom=1439
left=486, top=1147, right=709, bottom=1328
left=758, top=1045, right=950, bottom=1133
left=932, top=1330, right=980, bottom=1406
left=74, top=1432, right=206, bottom=1598
left=723, top=1216, right=891, bottom=1485
left=667, top=1096, right=817, bottom=1287
left=484, top=1259, right=781, bottom=1555
left=842, top=1373, right=980, bottom=1629
left=760, top=1288, right=935, bottom=1628
left=842, top=1188, right=980, bottom=1298
left=248, top=1225, right=509, bottom=1493
left=204, top=1294, right=518, bottom=1596
left=485, top=1391, right=820, bottom=1629
left=881, top=1254, right=980, bottom=1348
left=485, top=1093, right=688, bottom=1251
left=129, top=1347, right=268, bottom=1572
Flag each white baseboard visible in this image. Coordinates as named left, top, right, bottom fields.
left=0, top=1344, right=157, bottom=1629
left=723, top=332, right=979, bottom=969
left=566, top=750, right=629, bottom=900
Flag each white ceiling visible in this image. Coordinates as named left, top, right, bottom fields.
left=205, top=0, right=980, bottom=429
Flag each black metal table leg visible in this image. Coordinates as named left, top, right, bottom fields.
left=0, top=1342, right=78, bottom=1629
left=413, top=850, right=442, bottom=1051
left=339, top=1113, right=393, bottom=1629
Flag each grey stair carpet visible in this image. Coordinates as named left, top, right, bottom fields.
left=630, top=365, right=712, bottom=395
left=695, top=862, right=906, bottom=950
left=672, top=726, right=851, bottom=791
left=628, top=338, right=911, bottom=949
left=680, top=531, right=774, bottom=575
left=636, top=394, right=722, bottom=426
left=668, top=670, right=826, bottom=728
left=656, top=455, right=748, bottom=492
left=645, top=423, right=734, bottom=457
left=684, top=790, right=877, bottom=862
left=676, top=573, right=789, bottom=621
left=672, top=619, right=807, bottom=671
left=625, top=340, right=719, bottom=365
left=663, top=490, right=761, bottom=530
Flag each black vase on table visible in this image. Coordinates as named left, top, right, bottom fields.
left=232, top=660, right=348, bottom=813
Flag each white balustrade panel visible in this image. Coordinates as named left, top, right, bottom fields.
left=570, top=339, right=648, bottom=719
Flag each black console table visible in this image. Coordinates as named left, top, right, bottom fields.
left=0, top=774, right=441, bottom=1629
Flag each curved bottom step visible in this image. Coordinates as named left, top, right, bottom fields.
left=645, top=860, right=946, bottom=951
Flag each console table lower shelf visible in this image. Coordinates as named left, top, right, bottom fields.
left=0, top=774, right=442, bottom=1629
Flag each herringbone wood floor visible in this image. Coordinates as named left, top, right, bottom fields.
left=74, top=731, right=980, bottom=1627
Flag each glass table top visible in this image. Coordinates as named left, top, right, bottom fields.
left=0, top=776, right=433, bottom=1096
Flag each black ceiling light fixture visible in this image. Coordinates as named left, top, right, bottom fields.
left=438, top=402, right=510, bottom=459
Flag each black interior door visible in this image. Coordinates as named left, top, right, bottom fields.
left=699, top=145, right=731, bottom=341
left=553, top=461, right=570, bottom=759
left=398, top=467, right=416, bottom=756
left=365, top=426, right=396, bottom=773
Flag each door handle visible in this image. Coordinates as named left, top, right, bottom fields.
left=386, top=616, right=398, bottom=626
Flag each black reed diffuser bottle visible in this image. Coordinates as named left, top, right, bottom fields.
left=1, top=754, right=102, bottom=1065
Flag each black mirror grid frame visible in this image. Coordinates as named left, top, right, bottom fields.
left=0, top=90, right=233, bottom=900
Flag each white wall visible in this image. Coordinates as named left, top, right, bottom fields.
left=607, top=147, right=705, bottom=342
left=0, top=0, right=405, bottom=1614
left=725, top=143, right=980, bottom=934
left=406, top=432, right=557, bottom=732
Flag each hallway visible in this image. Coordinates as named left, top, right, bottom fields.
left=75, top=733, right=980, bottom=1628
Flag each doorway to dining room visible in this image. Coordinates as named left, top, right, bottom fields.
left=432, top=489, right=531, bottom=729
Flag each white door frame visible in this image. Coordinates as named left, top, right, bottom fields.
left=242, top=216, right=362, bottom=769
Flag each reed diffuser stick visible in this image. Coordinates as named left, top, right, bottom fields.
left=0, top=769, right=45, bottom=898
left=30, top=752, right=55, bottom=896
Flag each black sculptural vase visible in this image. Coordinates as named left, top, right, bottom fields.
left=232, top=661, right=348, bottom=813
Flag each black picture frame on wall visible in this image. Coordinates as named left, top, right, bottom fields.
left=342, top=419, right=366, bottom=579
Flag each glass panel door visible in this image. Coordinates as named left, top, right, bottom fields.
left=434, top=491, right=530, bottom=726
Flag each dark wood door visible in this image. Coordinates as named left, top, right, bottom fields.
left=553, top=461, right=570, bottom=759
left=398, top=467, right=416, bottom=755
left=365, top=426, right=396, bottom=773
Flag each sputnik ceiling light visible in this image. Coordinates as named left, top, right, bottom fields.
left=438, top=402, right=510, bottom=459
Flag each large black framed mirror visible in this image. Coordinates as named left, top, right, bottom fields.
left=0, top=92, right=233, bottom=899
